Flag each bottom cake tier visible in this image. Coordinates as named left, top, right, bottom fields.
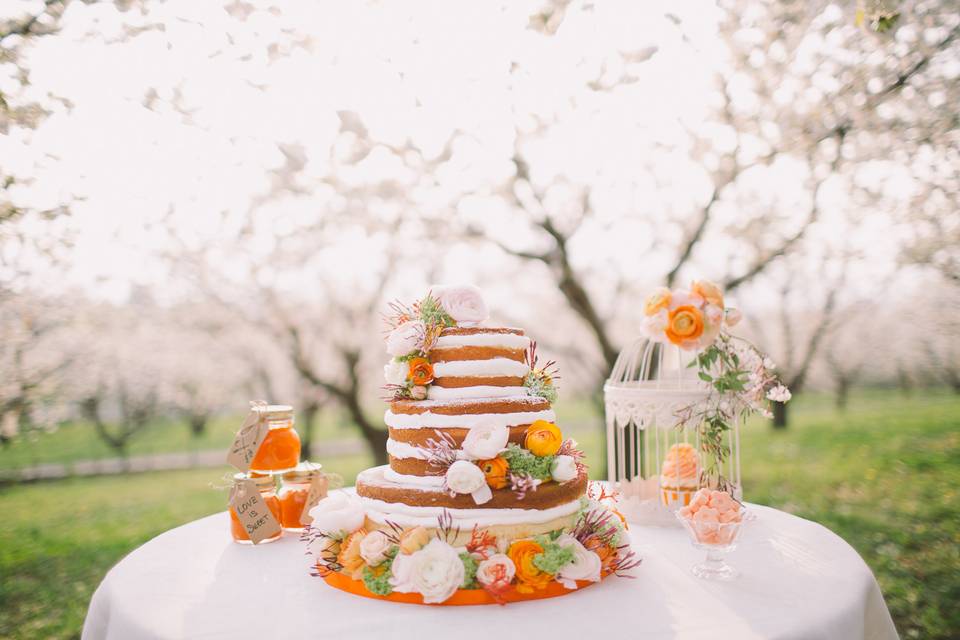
left=304, top=480, right=640, bottom=606
left=321, top=567, right=609, bottom=606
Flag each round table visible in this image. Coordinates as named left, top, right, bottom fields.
left=81, top=503, right=899, bottom=640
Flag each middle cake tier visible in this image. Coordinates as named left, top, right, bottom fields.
left=384, top=395, right=556, bottom=478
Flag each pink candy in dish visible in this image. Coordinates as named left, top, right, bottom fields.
left=676, top=488, right=747, bottom=580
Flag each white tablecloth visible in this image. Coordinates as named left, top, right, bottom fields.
left=81, top=503, right=898, bottom=640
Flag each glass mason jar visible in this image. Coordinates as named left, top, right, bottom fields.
left=230, top=473, right=282, bottom=545
left=279, top=462, right=324, bottom=532
left=248, top=405, right=301, bottom=474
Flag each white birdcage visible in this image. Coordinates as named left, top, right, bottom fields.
left=604, top=338, right=743, bottom=525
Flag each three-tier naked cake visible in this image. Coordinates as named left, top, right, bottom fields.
left=305, top=285, right=639, bottom=605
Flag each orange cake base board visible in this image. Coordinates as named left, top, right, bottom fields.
left=322, top=570, right=605, bottom=606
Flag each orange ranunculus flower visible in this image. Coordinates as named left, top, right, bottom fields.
left=408, top=357, right=434, bottom=386
left=508, top=539, right=553, bottom=593
left=644, top=287, right=672, bottom=316
left=524, top=420, right=563, bottom=457
left=337, top=529, right=367, bottom=579
left=479, top=456, right=510, bottom=490
left=665, top=305, right=704, bottom=346
left=691, top=280, right=724, bottom=308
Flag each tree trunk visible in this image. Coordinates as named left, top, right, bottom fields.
left=772, top=401, right=788, bottom=429
left=188, top=414, right=208, bottom=438
left=300, top=402, right=319, bottom=461
left=835, top=378, right=850, bottom=412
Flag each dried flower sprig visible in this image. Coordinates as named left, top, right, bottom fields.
left=523, top=340, right=560, bottom=403
left=610, top=544, right=643, bottom=577
left=380, top=519, right=405, bottom=545
left=586, top=482, right=620, bottom=504
left=422, top=429, right=459, bottom=474
left=435, top=509, right=461, bottom=544
left=509, top=472, right=542, bottom=499
left=570, top=506, right=620, bottom=548
left=382, top=299, right=417, bottom=332
left=302, top=526, right=345, bottom=576
left=465, top=525, right=498, bottom=560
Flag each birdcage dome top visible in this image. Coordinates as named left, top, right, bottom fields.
left=604, top=338, right=710, bottom=430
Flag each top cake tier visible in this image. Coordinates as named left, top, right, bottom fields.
left=426, top=327, right=531, bottom=401
left=382, top=285, right=558, bottom=407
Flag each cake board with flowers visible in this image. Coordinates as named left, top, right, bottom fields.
left=303, top=286, right=640, bottom=605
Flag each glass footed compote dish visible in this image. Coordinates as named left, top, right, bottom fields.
left=675, top=508, right=748, bottom=581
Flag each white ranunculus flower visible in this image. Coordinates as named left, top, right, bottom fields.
left=554, top=534, right=602, bottom=589
left=766, top=384, right=792, bottom=403
left=432, top=285, right=489, bottom=325
left=551, top=455, right=578, bottom=482
left=386, top=321, right=425, bottom=357
left=383, top=359, right=408, bottom=385
left=461, top=424, right=509, bottom=460
left=475, top=553, right=516, bottom=588
left=445, top=460, right=492, bottom=504
left=389, top=538, right=465, bottom=604
left=308, top=492, right=365, bottom=536
left=359, top=529, right=392, bottom=567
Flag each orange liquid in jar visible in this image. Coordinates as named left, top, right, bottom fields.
left=230, top=494, right=282, bottom=543
left=279, top=485, right=310, bottom=530
left=249, top=425, right=301, bottom=473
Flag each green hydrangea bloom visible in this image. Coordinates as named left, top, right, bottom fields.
left=523, top=371, right=558, bottom=403
left=532, top=536, right=575, bottom=575
left=362, top=547, right=398, bottom=596
left=502, top=443, right=554, bottom=480
left=459, top=552, right=479, bottom=589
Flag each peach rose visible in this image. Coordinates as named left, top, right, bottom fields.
left=398, top=526, right=431, bottom=555
left=644, top=287, right=672, bottom=316
left=337, top=529, right=368, bottom=579
left=665, top=305, right=704, bottom=348
left=478, top=456, right=510, bottom=490
left=691, top=280, right=724, bottom=308
left=408, top=358, right=434, bottom=386
left=524, top=420, right=563, bottom=457
left=508, top=539, right=553, bottom=593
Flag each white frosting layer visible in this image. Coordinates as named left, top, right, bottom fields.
left=386, top=438, right=430, bottom=460
left=432, top=358, right=530, bottom=378
left=382, top=467, right=446, bottom=487
left=435, top=333, right=530, bottom=350
left=427, top=385, right=527, bottom=400
left=384, top=407, right=556, bottom=430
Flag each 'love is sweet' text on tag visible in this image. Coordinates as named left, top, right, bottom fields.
left=229, top=478, right=281, bottom=544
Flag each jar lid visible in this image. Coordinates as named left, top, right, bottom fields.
left=282, top=461, right=323, bottom=482
left=233, top=472, right=277, bottom=491
left=262, top=404, right=294, bottom=420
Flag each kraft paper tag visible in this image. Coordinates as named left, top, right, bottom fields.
left=229, top=478, right=281, bottom=544
left=226, top=402, right=268, bottom=471
left=300, top=473, right=329, bottom=526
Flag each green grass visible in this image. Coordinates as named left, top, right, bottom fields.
left=1, top=391, right=958, bottom=639
left=0, top=410, right=363, bottom=471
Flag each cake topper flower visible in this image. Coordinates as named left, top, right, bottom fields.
left=381, top=286, right=489, bottom=401
left=642, top=280, right=739, bottom=351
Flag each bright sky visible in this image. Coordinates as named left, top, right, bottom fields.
left=1, top=0, right=910, bottom=304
